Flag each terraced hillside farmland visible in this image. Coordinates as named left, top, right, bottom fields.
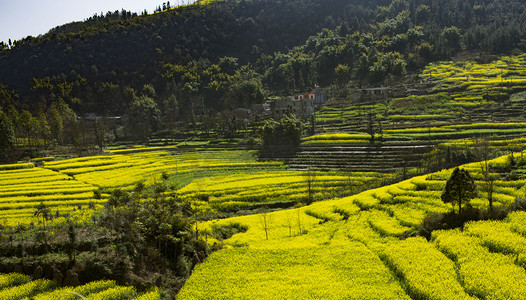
left=41, top=150, right=285, bottom=190
left=294, top=54, right=526, bottom=173
left=44, top=150, right=391, bottom=212
left=316, top=54, right=526, bottom=132
left=290, top=140, right=431, bottom=172
left=179, top=153, right=526, bottom=299
left=290, top=124, right=526, bottom=172
left=0, top=164, right=106, bottom=226
left=178, top=170, right=389, bottom=212
left=0, top=150, right=393, bottom=226
left=0, top=273, right=161, bottom=299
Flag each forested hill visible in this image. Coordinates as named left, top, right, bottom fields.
left=1, top=0, right=526, bottom=118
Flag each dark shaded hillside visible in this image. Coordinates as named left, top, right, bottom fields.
left=0, top=0, right=374, bottom=97
left=0, top=0, right=526, bottom=150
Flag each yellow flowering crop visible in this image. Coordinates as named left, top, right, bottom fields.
left=433, top=229, right=526, bottom=299
left=87, top=286, right=137, bottom=300
left=381, top=237, right=475, bottom=300
left=179, top=244, right=409, bottom=300
left=366, top=209, right=413, bottom=237
left=31, top=280, right=117, bottom=300
left=0, top=274, right=153, bottom=300
left=0, top=273, right=31, bottom=290
left=464, top=220, right=526, bottom=266
left=0, top=278, right=56, bottom=300
left=135, top=288, right=161, bottom=300
left=508, top=211, right=526, bottom=235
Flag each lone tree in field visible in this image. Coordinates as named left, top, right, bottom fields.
left=303, top=167, right=316, bottom=204
left=473, top=138, right=497, bottom=211
left=441, top=167, right=477, bottom=214
left=260, top=212, right=271, bottom=240
left=34, top=201, right=51, bottom=228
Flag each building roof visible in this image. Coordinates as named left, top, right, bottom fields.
left=361, top=87, right=390, bottom=91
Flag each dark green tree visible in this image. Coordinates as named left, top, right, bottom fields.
left=37, top=111, right=51, bottom=146
left=261, top=115, right=302, bottom=157
left=47, top=107, right=64, bottom=144
left=0, top=111, right=14, bottom=161
left=415, top=4, right=430, bottom=25
left=441, top=167, right=477, bottom=214
left=18, top=110, right=38, bottom=149
left=221, top=65, right=266, bottom=109
left=334, top=64, right=352, bottom=87
left=439, top=26, right=462, bottom=57
left=162, top=94, right=179, bottom=129
left=128, top=94, right=161, bottom=142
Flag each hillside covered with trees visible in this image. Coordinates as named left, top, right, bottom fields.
left=1, top=0, right=526, bottom=151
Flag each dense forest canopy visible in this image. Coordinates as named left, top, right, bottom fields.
left=0, top=0, right=525, bottom=146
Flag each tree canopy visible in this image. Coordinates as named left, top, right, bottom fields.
left=1, top=0, right=526, bottom=119
left=261, top=115, right=303, bottom=158
left=441, top=167, right=477, bottom=214
left=0, top=110, right=14, bottom=161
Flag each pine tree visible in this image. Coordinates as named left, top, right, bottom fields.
left=441, top=167, right=477, bottom=214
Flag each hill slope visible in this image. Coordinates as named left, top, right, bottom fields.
left=179, top=153, right=526, bottom=299
left=1, top=0, right=526, bottom=117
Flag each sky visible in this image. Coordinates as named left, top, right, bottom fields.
left=0, top=0, right=190, bottom=44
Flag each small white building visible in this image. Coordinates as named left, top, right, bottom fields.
left=270, top=87, right=326, bottom=120
left=296, top=86, right=328, bottom=107
left=271, top=96, right=314, bottom=120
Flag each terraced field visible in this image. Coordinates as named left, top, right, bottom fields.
left=0, top=273, right=160, bottom=299
left=42, top=150, right=284, bottom=190
left=0, top=164, right=106, bottom=226
left=179, top=153, right=526, bottom=299
left=290, top=141, right=431, bottom=172
left=295, top=122, right=526, bottom=173
left=1, top=149, right=525, bottom=299
left=0, top=150, right=394, bottom=226
left=178, top=169, right=389, bottom=212
left=0, top=150, right=525, bottom=298
left=316, top=54, right=526, bottom=131
left=299, top=54, right=526, bottom=173
left=291, top=124, right=526, bottom=172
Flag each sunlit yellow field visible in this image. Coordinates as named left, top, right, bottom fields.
left=179, top=154, right=526, bottom=299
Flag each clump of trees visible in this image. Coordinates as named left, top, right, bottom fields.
left=0, top=110, right=14, bottom=161
left=96, top=182, right=213, bottom=277
left=260, top=115, right=303, bottom=158
left=0, top=179, right=216, bottom=297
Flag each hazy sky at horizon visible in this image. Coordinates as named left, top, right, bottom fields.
left=0, top=0, right=188, bottom=44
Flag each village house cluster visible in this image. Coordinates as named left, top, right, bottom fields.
left=271, top=87, right=328, bottom=120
